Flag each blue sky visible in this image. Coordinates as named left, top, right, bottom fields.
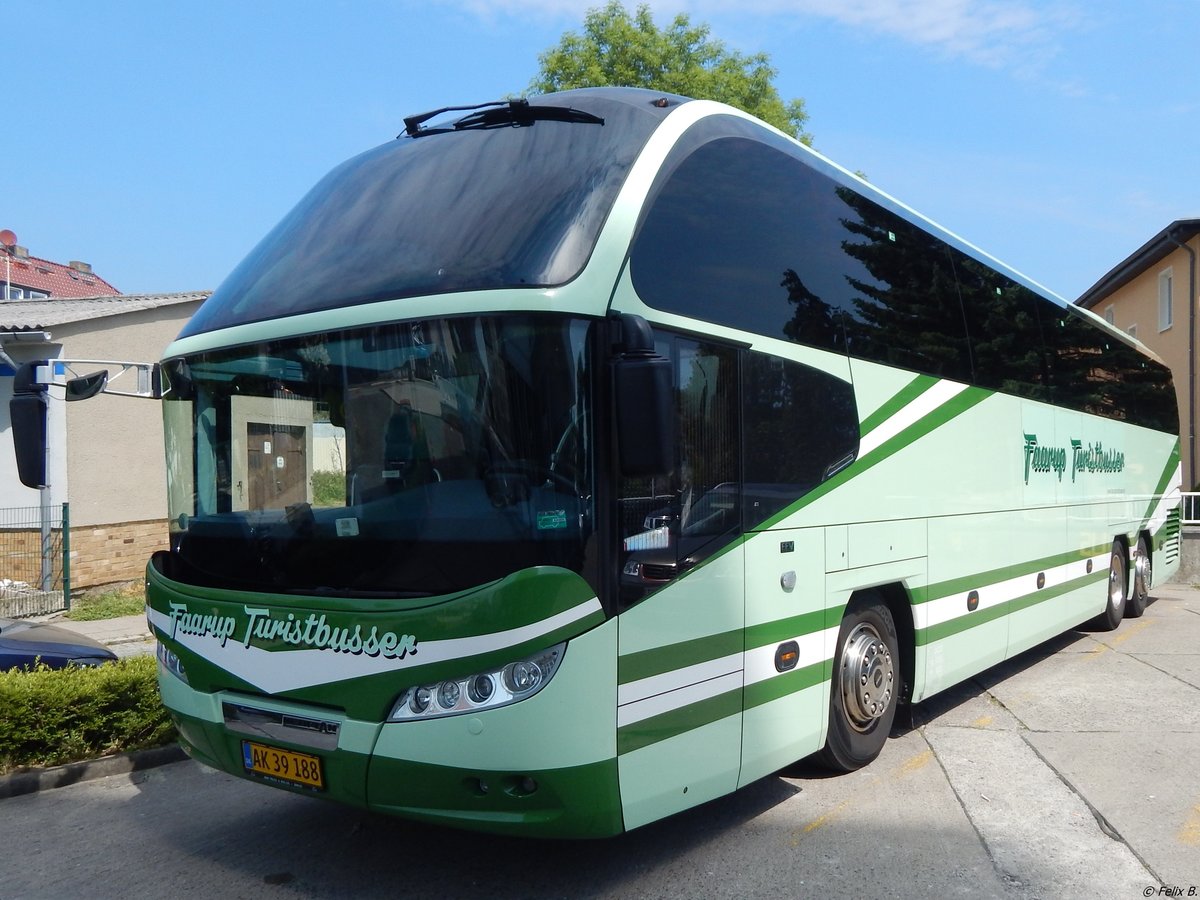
left=6, top=0, right=1198, bottom=302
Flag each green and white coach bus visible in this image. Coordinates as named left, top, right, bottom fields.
left=15, top=88, right=1182, bottom=837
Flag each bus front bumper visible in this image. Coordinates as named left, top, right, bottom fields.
left=159, top=671, right=623, bottom=838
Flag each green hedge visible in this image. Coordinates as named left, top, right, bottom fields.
left=0, top=655, right=176, bottom=774
left=311, top=469, right=346, bottom=507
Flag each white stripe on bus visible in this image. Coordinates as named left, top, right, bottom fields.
left=857, top=380, right=969, bottom=460
left=915, top=551, right=1108, bottom=632
left=616, top=670, right=743, bottom=728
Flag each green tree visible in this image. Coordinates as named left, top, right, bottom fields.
left=529, top=1, right=811, bottom=143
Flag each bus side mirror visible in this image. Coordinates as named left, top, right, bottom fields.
left=613, top=315, right=673, bottom=476
left=10, top=360, right=49, bottom=489
left=64, top=370, right=108, bottom=402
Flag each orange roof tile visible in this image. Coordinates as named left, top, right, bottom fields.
left=1, top=252, right=119, bottom=298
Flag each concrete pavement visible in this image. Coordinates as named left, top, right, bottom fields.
left=46, top=610, right=155, bottom=658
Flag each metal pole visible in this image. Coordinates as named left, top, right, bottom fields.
left=39, top=409, right=51, bottom=592
left=61, top=502, right=71, bottom=610
left=39, top=493, right=51, bottom=592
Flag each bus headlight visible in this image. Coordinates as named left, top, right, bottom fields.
left=388, top=642, right=566, bottom=722
left=156, top=641, right=188, bottom=684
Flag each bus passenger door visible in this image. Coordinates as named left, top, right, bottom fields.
left=736, top=349, right=859, bottom=784
left=739, top=526, right=826, bottom=785
left=615, top=336, right=745, bottom=831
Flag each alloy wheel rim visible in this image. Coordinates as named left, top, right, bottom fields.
left=838, top=622, right=894, bottom=732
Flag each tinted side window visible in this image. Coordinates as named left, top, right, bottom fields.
left=629, top=119, right=971, bottom=383
left=1104, top=338, right=1178, bottom=433
left=618, top=337, right=740, bottom=606
left=953, top=253, right=1050, bottom=401
left=1044, top=306, right=1178, bottom=432
left=631, top=131, right=852, bottom=355
left=742, top=351, right=859, bottom=528
left=630, top=115, right=1175, bottom=432
left=835, top=197, right=971, bottom=382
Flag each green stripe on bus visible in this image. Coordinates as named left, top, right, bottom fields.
left=743, top=660, right=825, bottom=709
left=914, top=542, right=1111, bottom=607
left=618, top=630, right=743, bottom=685
left=862, top=385, right=992, bottom=468
left=858, top=374, right=938, bottom=438
left=916, top=569, right=1107, bottom=645
left=617, top=688, right=742, bottom=755
left=1140, top=442, right=1181, bottom=527
left=1006, top=570, right=1106, bottom=616
left=743, top=609, right=828, bottom=650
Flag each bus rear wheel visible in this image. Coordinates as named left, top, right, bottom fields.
left=1127, top=534, right=1152, bottom=618
left=1091, top=540, right=1128, bottom=631
left=818, top=595, right=899, bottom=772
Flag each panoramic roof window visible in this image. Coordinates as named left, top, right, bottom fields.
left=183, top=89, right=680, bottom=338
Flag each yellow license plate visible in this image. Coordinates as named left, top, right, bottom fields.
left=241, top=741, right=324, bottom=790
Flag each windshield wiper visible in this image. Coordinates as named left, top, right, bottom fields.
left=401, top=99, right=604, bottom=138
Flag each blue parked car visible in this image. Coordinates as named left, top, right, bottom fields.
left=0, top=617, right=118, bottom=670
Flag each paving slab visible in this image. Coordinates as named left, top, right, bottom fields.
left=1131, top=652, right=1200, bottom=690
left=912, top=678, right=1024, bottom=731
left=1025, top=730, right=1200, bottom=887
left=978, top=645, right=1200, bottom=734
left=924, top=726, right=1152, bottom=896
left=763, top=730, right=1012, bottom=899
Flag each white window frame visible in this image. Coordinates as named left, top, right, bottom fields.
left=1159, top=267, right=1174, bottom=332
left=1127, top=324, right=1138, bottom=339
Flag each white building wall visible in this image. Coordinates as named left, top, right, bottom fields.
left=57, top=303, right=202, bottom=528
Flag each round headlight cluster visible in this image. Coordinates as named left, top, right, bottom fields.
left=409, top=685, right=433, bottom=714
left=438, top=680, right=460, bottom=709
left=389, top=643, right=566, bottom=722
left=156, top=641, right=189, bottom=684
left=468, top=674, right=495, bottom=704
left=504, top=660, right=541, bottom=693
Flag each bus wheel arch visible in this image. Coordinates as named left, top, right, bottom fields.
left=1127, top=531, right=1153, bottom=618
left=818, top=588, right=906, bottom=772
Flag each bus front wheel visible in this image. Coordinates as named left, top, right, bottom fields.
left=1091, top=540, right=1128, bottom=631
left=819, top=595, right=899, bottom=772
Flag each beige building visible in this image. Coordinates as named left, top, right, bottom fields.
left=1, top=293, right=208, bottom=587
left=1077, top=219, right=1199, bottom=488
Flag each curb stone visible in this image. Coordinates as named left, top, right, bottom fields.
left=0, top=743, right=187, bottom=800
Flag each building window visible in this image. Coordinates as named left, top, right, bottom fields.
left=1104, top=306, right=1115, bottom=325
left=1159, top=267, right=1174, bottom=331
left=3, top=287, right=50, bottom=300
left=1127, top=324, right=1138, bottom=339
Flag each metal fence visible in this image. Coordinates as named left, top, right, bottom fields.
left=1184, top=493, right=1200, bottom=526
left=0, top=503, right=70, bottom=618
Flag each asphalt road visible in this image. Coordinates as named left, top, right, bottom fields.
left=2, top=585, right=1198, bottom=900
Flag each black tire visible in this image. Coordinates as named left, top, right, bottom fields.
left=1126, top=534, right=1152, bottom=618
left=818, top=595, right=900, bottom=772
left=1090, top=540, right=1127, bottom=631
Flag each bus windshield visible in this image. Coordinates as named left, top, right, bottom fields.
left=180, top=90, right=673, bottom=338
left=162, top=315, right=596, bottom=598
